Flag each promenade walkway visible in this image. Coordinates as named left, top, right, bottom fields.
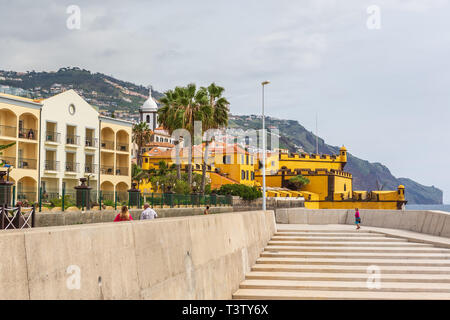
left=233, top=224, right=450, bottom=299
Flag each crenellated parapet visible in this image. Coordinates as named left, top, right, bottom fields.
left=279, top=146, right=348, bottom=164
left=275, top=167, right=352, bottom=178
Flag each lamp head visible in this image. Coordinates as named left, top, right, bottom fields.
left=261, top=81, right=270, bottom=86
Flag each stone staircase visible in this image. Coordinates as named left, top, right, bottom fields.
left=233, top=227, right=450, bottom=299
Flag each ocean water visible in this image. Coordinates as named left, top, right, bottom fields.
left=406, top=204, right=450, bottom=213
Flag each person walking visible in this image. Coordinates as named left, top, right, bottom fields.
left=114, top=205, right=133, bottom=222
left=355, top=208, right=361, bottom=230
left=204, top=206, right=210, bottom=215
left=140, top=203, right=158, bottom=220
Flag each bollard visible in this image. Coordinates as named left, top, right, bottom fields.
left=62, top=186, right=65, bottom=212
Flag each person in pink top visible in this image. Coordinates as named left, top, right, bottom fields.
left=114, top=205, right=134, bottom=222
left=355, top=208, right=361, bottom=230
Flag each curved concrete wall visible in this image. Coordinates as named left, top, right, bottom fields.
left=277, top=208, right=450, bottom=238
left=0, top=210, right=275, bottom=300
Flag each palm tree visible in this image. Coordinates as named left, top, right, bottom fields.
left=131, top=163, right=151, bottom=189
left=0, top=142, right=16, bottom=166
left=158, top=90, right=184, bottom=179
left=159, top=84, right=210, bottom=187
left=132, top=122, right=152, bottom=166
left=199, top=83, right=230, bottom=194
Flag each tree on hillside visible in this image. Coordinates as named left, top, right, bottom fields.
left=132, top=122, right=152, bottom=166
left=199, top=83, right=230, bottom=194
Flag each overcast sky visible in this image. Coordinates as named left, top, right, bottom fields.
left=1, top=0, right=449, bottom=202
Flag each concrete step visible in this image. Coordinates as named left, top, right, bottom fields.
left=252, top=264, right=450, bottom=274
left=277, top=229, right=368, bottom=233
left=261, top=251, right=450, bottom=260
left=271, top=236, right=400, bottom=242
left=256, top=257, right=450, bottom=267
left=232, top=288, right=450, bottom=300
left=274, top=232, right=383, bottom=237
left=265, top=245, right=450, bottom=254
left=239, top=279, right=450, bottom=293
left=268, top=241, right=431, bottom=247
left=245, top=271, right=450, bottom=283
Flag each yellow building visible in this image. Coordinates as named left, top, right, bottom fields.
left=139, top=140, right=405, bottom=210
left=99, top=116, right=133, bottom=202
left=255, top=146, right=406, bottom=210
left=0, top=93, right=41, bottom=202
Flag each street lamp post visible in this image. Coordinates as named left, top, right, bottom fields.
left=261, top=80, right=270, bottom=211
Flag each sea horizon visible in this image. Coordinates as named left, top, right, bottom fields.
left=406, top=204, right=450, bottom=213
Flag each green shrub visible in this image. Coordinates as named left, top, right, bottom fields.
left=174, top=180, right=191, bottom=194
left=286, top=175, right=310, bottom=191
left=49, top=195, right=76, bottom=209
left=102, top=199, right=115, bottom=207
left=214, top=184, right=262, bottom=201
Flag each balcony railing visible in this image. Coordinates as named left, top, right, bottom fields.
left=18, top=158, right=37, bottom=169
left=0, top=156, right=16, bottom=166
left=66, top=134, right=80, bottom=145
left=17, top=190, right=37, bottom=202
left=0, top=125, right=16, bottom=137
left=45, top=160, right=60, bottom=171
left=101, top=140, right=114, bottom=150
left=101, top=165, right=114, bottom=175
left=115, top=166, right=129, bottom=176
left=85, top=138, right=98, bottom=148
left=116, top=143, right=129, bottom=152
left=45, top=131, right=60, bottom=143
left=85, top=163, right=98, bottom=174
left=18, top=128, right=38, bottom=140
left=65, top=161, right=79, bottom=173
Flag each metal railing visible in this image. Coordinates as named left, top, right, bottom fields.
left=18, top=158, right=37, bottom=169
left=85, top=138, right=98, bottom=148
left=100, top=165, right=114, bottom=175
left=44, top=160, right=59, bottom=171
left=17, top=191, right=37, bottom=202
left=116, top=143, right=129, bottom=152
left=115, top=166, right=128, bottom=176
left=85, top=163, right=98, bottom=174
left=18, top=128, right=38, bottom=140
left=0, top=205, right=35, bottom=229
left=0, top=125, right=16, bottom=137
left=66, top=134, right=80, bottom=145
left=65, top=161, right=79, bottom=173
left=101, top=140, right=114, bottom=150
left=45, top=131, right=61, bottom=143
left=97, top=192, right=232, bottom=210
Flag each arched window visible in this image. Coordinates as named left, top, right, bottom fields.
left=146, top=115, right=150, bottom=123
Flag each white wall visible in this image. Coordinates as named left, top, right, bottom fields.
left=40, top=90, right=99, bottom=193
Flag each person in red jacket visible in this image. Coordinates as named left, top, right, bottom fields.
left=114, top=205, right=133, bottom=222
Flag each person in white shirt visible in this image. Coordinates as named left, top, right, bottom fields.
left=140, top=203, right=158, bottom=220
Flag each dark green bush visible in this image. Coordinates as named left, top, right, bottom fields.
left=214, top=184, right=262, bottom=201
